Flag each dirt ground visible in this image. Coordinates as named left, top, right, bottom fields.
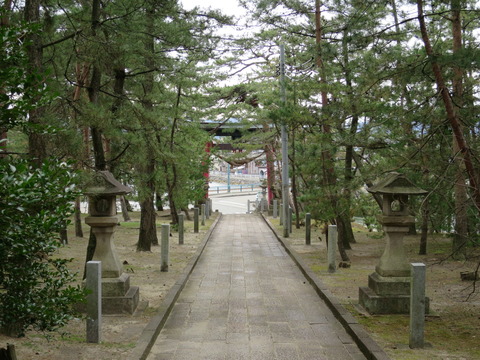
left=267, top=217, right=480, bottom=360
left=0, top=211, right=219, bottom=360
left=1, top=212, right=479, bottom=360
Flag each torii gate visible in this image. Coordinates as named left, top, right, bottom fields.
left=201, top=121, right=275, bottom=204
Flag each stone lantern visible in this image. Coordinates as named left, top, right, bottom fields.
left=85, top=171, right=139, bottom=314
left=359, top=172, right=428, bottom=314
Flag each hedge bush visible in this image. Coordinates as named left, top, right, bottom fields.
left=0, top=158, right=85, bottom=337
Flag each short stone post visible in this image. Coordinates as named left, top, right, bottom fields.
left=410, top=263, right=426, bottom=349
left=288, top=207, right=293, bottom=234
left=178, top=213, right=184, bottom=245
left=247, top=200, right=251, bottom=214
left=273, top=200, right=278, bottom=219
left=86, top=261, right=102, bottom=343
left=279, top=204, right=283, bottom=225
left=161, top=224, right=170, bottom=272
left=305, top=213, right=311, bottom=245
left=205, top=200, right=210, bottom=219
left=201, top=204, right=206, bottom=226
left=194, top=207, right=199, bottom=233
left=328, top=225, right=337, bottom=273
left=209, top=198, right=213, bottom=216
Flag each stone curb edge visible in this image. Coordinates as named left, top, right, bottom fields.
left=261, top=214, right=391, bottom=360
left=131, top=213, right=223, bottom=360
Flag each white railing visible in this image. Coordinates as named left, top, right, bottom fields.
left=209, top=171, right=265, bottom=180
left=208, top=183, right=262, bottom=195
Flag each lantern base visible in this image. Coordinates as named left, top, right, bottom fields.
left=101, top=272, right=139, bottom=314
left=358, top=272, right=429, bottom=315
left=102, top=285, right=140, bottom=315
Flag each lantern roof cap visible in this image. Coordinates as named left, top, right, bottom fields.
left=85, top=171, right=132, bottom=196
left=367, top=172, right=427, bottom=195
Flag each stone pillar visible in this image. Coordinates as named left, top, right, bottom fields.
left=410, top=263, right=426, bottom=349
left=178, top=213, right=184, bottom=245
left=328, top=225, right=337, bottom=273
left=194, top=207, right=199, bottom=233
left=279, top=204, right=283, bottom=225
left=273, top=200, right=278, bottom=219
left=305, top=213, right=311, bottom=245
left=205, top=201, right=210, bottom=220
left=201, top=204, right=206, bottom=226
left=161, top=224, right=170, bottom=272
left=86, top=261, right=101, bottom=343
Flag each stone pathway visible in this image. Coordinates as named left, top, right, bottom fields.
left=146, top=214, right=366, bottom=360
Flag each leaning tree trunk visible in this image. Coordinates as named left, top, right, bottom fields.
left=417, top=0, right=480, bottom=211
left=120, top=195, right=131, bottom=222
left=182, top=207, right=191, bottom=221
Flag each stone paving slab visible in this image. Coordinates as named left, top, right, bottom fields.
left=145, top=214, right=376, bottom=360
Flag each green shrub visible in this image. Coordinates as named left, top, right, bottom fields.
left=0, top=158, right=86, bottom=337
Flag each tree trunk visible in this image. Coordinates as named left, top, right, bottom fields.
left=417, top=0, right=480, bottom=212
left=0, top=0, right=12, bottom=159
left=338, top=211, right=354, bottom=250
left=315, top=2, right=351, bottom=253
left=182, top=207, right=191, bottom=221
left=419, top=200, right=429, bottom=255
left=74, top=197, right=83, bottom=237
left=341, top=27, right=358, bottom=244
left=137, top=197, right=156, bottom=252
left=290, top=127, right=301, bottom=229
left=83, top=0, right=105, bottom=275
left=120, top=195, right=131, bottom=222
left=155, top=192, right=164, bottom=211
left=59, top=220, right=68, bottom=245
left=136, top=0, right=159, bottom=247
left=451, top=0, right=468, bottom=259
left=164, top=161, right=179, bottom=225
left=336, top=217, right=351, bottom=262
left=264, top=123, right=276, bottom=204
left=25, top=0, right=47, bottom=166
left=137, top=158, right=158, bottom=251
